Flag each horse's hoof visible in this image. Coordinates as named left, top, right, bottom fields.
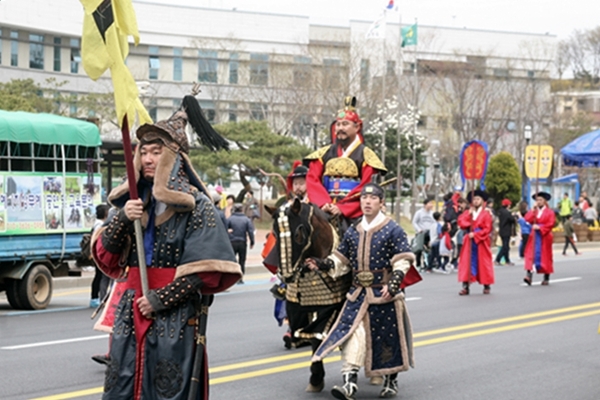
left=305, top=381, right=325, bottom=392
left=370, top=376, right=384, bottom=385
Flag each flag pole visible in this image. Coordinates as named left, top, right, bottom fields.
left=395, top=1, right=403, bottom=223
left=411, top=18, right=418, bottom=216
left=121, top=115, right=150, bottom=295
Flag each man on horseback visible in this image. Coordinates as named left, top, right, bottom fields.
left=307, top=183, right=421, bottom=399
left=303, top=96, right=387, bottom=236
left=263, top=162, right=352, bottom=393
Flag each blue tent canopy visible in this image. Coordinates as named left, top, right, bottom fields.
left=561, top=129, right=600, bottom=167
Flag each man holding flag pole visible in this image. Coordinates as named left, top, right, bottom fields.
left=81, top=2, right=242, bottom=399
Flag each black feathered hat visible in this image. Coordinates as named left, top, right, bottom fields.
left=467, top=189, right=489, bottom=203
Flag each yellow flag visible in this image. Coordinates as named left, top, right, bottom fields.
left=80, top=0, right=152, bottom=128
left=525, top=145, right=554, bottom=179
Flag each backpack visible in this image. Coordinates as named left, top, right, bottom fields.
left=80, top=228, right=94, bottom=259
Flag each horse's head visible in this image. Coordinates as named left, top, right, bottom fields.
left=270, top=197, right=334, bottom=276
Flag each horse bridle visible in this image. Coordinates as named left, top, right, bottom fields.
left=277, top=203, right=315, bottom=280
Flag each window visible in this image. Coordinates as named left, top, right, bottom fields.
left=360, top=59, right=370, bottom=90
left=53, top=37, right=61, bottom=71
left=564, top=106, right=572, bottom=112
left=148, top=99, right=158, bottom=121
left=506, top=120, right=517, bottom=132
left=249, top=53, right=269, bottom=86
left=69, top=93, right=78, bottom=116
left=29, top=34, right=45, bottom=69
left=198, top=50, right=218, bottom=83
left=173, top=48, right=182, bottom=81
left=293, top=56, right=311, bottom=86
left=172, top=98, right=181, bottom=112
left=199, top=100, right=215, bottom=123
left=10, top=31, right=19, bottom=66
left=250, top=103, right=267, bottom=121
left=493, top=68, right=509, bottom=78
left=70, top=39, right=81, bottom=73
left=323, top=58, right=341, bottom=88
left=229, top=53, right=239, bottom=84
left=229, top=103, right=237, bottom=122
left=148, top=46, right=159, bottom=80
left=527, top=70, right=535, bottom=79
left=386, top=60, right=396, bottom=76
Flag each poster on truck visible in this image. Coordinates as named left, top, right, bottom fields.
left=0, top=172, right=102, bottom=235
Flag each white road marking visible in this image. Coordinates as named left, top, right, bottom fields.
left=406, top=297, right=422, bottom=301
left=1, top=334, right=109, bottom=350
left=520, top=276, right=582, bottom=287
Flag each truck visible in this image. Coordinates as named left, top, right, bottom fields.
left=0, top=110, right=102, bottom=310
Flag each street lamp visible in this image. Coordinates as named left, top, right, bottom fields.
left=524, top=124, right=532, bottom=145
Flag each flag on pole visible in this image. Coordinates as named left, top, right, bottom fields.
left=386, top=0, right=395, bottom=10
left=80, top=0, right=152, bottom=128
left=366, top=12, right=386, bottom=39
left=401, top=23, right=418, bottom=47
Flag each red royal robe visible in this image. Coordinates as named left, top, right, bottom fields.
left=524, top=206, right=555, bottom=274
left=457, top=208, right=494, bottom=285
left=305, top=161, right=376, bottom=220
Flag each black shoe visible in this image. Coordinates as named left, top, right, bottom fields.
left=379, top=374, right=399, bottom=398
left=331, top=370, right=358, bottom=400
left=91, top=354, right=110, bottom=366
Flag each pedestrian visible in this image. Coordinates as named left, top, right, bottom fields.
left=442, top=192, right=459, bottom=236
left=426, top=211, right=445, bottom=272
left=438, top=222, right=454, bottom=271
left=495, top=199, right=516, bottom=266
left=523, top=191, right=555, bottom=286
left=584, top=205, right=598, bottom=227
left=558, top=192, right=573, bottom=223
left=572, top=201, right=584, bottom=224
left=517, top=201, right=531, bottom=259
left=412, top=197, right=437, bottom=270
left=91, top=105, right=242, bottom=400
left=227, top=203, right=255, bottom=284
left=562, top=215, right=580, bottom=256
left=224, top=194, right=235, bottom=219
left=211, top=190, right=227, bottom=227
left=308, top=183, right=420, bottom=399
left=457, top=190, right=494, bottom=295
left=243, top=190, right=260, bottom=225
left=89, top=204, right=110, bottom=308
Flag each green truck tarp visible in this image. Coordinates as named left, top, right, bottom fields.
left=0, top=110, right=101, bottom=147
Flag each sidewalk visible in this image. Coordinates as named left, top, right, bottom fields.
left=54, top=231, right=600, bottom=290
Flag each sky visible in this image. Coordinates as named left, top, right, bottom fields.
left=154, top=0, right=598, bottom=40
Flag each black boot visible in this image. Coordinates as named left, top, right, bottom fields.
left=331, top=369, right=358, bottom=400
left=379, top=373, right=398, bottom=398
left=306, top=361, right=325, bottom=392
left=541, top=273, right=550, bottom=286
left=524, top=270, right=533, bottom=286
left=459, top=282, right=469, bottom=296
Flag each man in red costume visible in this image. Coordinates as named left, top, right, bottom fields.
left=523, top=191, right=555, bottom=286
left=457, top=190, right=494, bottom=295
left=304, top=96, right=386, bottom=233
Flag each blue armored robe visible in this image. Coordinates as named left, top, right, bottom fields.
left=312, top=215, right=417, bottom=377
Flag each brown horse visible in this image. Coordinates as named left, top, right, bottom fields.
left=264, top=197, right=351, bottom=392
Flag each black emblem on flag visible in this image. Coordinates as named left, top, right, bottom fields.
left=93, top=0, right=114, bottom=43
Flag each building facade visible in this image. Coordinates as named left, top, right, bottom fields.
left=0, top=0, right=557, bottom=158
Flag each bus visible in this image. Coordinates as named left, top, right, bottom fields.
left=0, top=110, right=103, bottom=309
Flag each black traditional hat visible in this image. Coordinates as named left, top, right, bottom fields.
left=532, top=191, right=552, bottom=201
left=360, top=183, right=384, bottom=200
left=289, top=165, right=308, bottom=179
left=467, top=189, right=490, bottom=203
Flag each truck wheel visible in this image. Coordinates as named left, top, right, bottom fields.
left=18, top=265, right=53, bottom=310
left=6, top=279, right=24, bottom=309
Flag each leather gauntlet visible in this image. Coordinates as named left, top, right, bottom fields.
left=387, top=270, right=405, bottom=297
left=146, top=274, right=203, bottom=312
left=309, top=258, right=334, bottom=272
